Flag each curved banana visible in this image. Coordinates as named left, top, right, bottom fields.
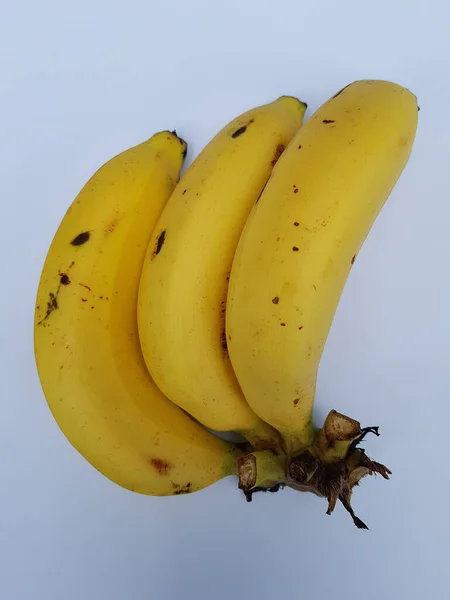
left=34, top=131, right=241, bottom=495
left=137, top=97, right=306, bottom=449
left=227, top=80, right=418, bottom=454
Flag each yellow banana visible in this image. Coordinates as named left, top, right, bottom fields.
left=34, top=131, right=241, bottom=496
left=227, top=80, right=418, bottom=454
left=137, top=97, right=307, bottom=449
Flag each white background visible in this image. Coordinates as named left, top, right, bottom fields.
left=2, top=1, right=449, bottom=598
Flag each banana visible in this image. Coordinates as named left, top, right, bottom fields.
left=137, top=96, right=306, bottom=449
left=227, top=80, right=418, bottom=454
left=34, top=131, right=242, bottom=496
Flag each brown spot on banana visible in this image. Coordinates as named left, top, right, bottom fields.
left=153, top=230, right=166, bottom=257
left=149, top=458, right=172, bottom=476
left=70, top=232, right=90, bottom=246
left=271, top=144, right=285, bottom=167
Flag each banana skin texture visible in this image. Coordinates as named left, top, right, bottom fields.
left=227, top=80, right=418, bottom=454
left=34, top=131, right=242, bottom=496
left=138, top=96, right=306, bottom=449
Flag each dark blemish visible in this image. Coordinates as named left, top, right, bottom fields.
left=271, top=144, right=285, bottom=167
left=294, top=222, right=299, bottom=227
left=220, top=328, right=228, bottom=353
left=272, top=296, right=279, bottom=304
left=81, top=298, right=87, bottom=302
left=293, top=188, right=299, bottom=194
left=322, top=119, right=335, bottom=124
left=70, top=232, right=90, bottom=246
left=59, top=274, right=70, bottom=285
left=226, top=272, right=230, bottom=282
left=38, top=292, right=59, bottom=324
left=280, top=322, right=286, bottom=327
left=182, top=147, right=187, bottom=159
left=298, top=145, right=302, bottom=149
left=292, top=246, right=299, bottom=252
left=331, top=84, right=350, bottom=99
left=417, top=105, right=420, bottom=111
left=298, top=326, right=303, bottom=331
left=79, top=283, right=91, bottom=292
left=150, top=458, right=171, bottom=476
left=105, top=218, right=120, bottom=235
left=174, top=482, right=192, bottom=495
left=293, top=398, right=300, bottom=406
left=232, top=125, right=247, bottom=138
left=276, top=236, right=280, bottom=242
left=153, top=230, right=166, bottom=256
left=351, top=254, right=356, bottom=265
left=228, top=334, right=232, bottom=342
left=182, top=189, right=187, bottom=195
left=90, top=306, right=95, bottom=309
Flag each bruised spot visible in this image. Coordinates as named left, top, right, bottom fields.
left=293, top=188, right=299, bottom=194
left=182, top=189, right=187, bottom=195
left=81, top=298, right=87, bottom=302
left=351, top=254, right=357, bottom=265
left=298, top=326, right=303, bottom=331
left=280, top=322, right=286, bottom=327
left=293, top=398, right=300, bottom=406
left=294, top=222, right=299, bottom=227
left=79, top=283, right=91, bottom=292
left=174, top=482, right=192, bottom=495
left=153, top=230, right=166, bottom=256
left=59, top=273, right=70, bottom=285
left=271, top=144, right=285, bottom=167
left=232, top=125, right=247, bottom=138
left=37, top=292, right=59, bottom=324
left=292, top=246, right=299, bottom=252
left=231, top=119, right=254, bottom=138
left=182, top=147, right=187, bottom=159
left=272, top=296, right=279, bottom=304
left=220, top=328, right=228, bottom=353
left=70, top=232, right=90, bottom=246
left=298, top=145, right=302, bottom=149
left=149, top=458, right=171, bottom=476
left=322, top=119, right=335, bottom=124
left=104, top=218, right=120, bottom=235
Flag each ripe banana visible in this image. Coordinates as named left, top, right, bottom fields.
left=138, top=96, right=306, bottom=449
left=227, top=80, right=418, bottom=454
left=34, top=131, right=242, bottom=496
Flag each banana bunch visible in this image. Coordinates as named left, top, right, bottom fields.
left=35, top=80, right=418, bottom=527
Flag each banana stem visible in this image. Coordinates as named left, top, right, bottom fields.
left=313, top=410, right=378, bottom=463
left=237, top=450, right=287, bottom=500
left=238, top=422, right=284, bottom=452
left=223, top=443, right=246, bottom=477
left=280, top=421, right=317, bottom=455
